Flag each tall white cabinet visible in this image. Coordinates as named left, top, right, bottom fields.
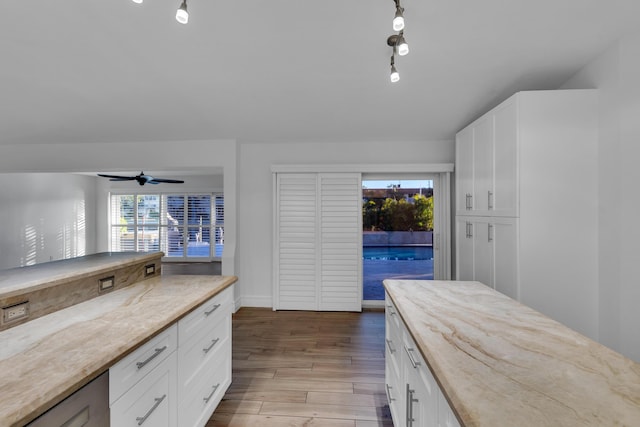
left=455, top=89, right=599, bottom=339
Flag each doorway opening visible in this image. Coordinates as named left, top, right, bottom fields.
left=362, top=178, right=435, bottom=301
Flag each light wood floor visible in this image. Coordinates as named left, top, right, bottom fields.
left=207, top=307, right=393, bottom=427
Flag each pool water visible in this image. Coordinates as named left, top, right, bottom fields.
left=363, top=246, right=433, bottom=261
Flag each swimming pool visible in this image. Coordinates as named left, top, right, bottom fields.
left=363, top=246, right=433, bottom=261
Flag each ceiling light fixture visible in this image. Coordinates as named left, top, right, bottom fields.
left=393, top=0, right=405, bottom=31
left=386, top=0, right=409, bottom=83
left=396, top=32, right=409, bottom=56
left=176, top=0, right=189, bottom=24
left=390, top=55, right=400, bottom=83
left=131, top=0, right=143, bottom=4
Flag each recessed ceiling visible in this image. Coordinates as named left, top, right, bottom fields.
left=1, top=0, right=639, bottom=145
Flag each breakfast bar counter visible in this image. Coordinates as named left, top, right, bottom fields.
left=383, top=280, right=640, bottom=426
left=0, top=274, right=237, bottom=427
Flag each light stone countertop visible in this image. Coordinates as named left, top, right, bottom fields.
left=383, top=280, right=640, bottom=427
left=0, top=274, right=237, bottom=427
left=0, top=252, right=161, bottom=298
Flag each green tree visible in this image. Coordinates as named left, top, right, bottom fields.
left=413, top=194, right=433, bottom=231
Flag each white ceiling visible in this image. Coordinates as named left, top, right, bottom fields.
left=1, top=0, right=639, bottom=146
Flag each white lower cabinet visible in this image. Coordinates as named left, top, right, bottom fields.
left=110, top=285, right=234, bottom=427
left=177, top=286, right=233, bottom=427
left=386, top=295, right=461, bottom=427
left=110, top=350, right=177, bottom=427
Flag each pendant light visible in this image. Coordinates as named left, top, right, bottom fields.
left=390, top=55, right=400, bottom=83
left=176, top=0, right=189, bottom=24
left=396, top=32, right=409, bottom=56
left=392, top=0, right=405, bottom=31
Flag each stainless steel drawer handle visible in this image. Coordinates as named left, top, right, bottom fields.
left=203, top=383, right=220, bottom=403
left=385, top=384, right=395, bottom=402
left=385, top=305, right=396, bottom=316
left=136, top=346, right=167, bottom=369
left=136, top=394, right=166, bottom=426
left=406, top=384, right=418, bottom=427
left=203, top=338, right=220, bottom=354
left=204, top=304, right=221, bottom=316
left=404, top=345, right=421, bottom=369
left=385, top=338, right=396, bottom=354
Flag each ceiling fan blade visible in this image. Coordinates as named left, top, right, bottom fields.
left=110, top=178, right=137, bottom=182
left=149, top=178, right=185, bottom=184
left=97, top=174, right=136, bottom=180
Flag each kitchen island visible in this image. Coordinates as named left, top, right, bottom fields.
left=384, top=280, right=640, bottom=426
left=0, top=254, right=236, bottom=427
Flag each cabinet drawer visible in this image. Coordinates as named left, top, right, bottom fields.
left=178, top=287, right=232, bottom=346
left=403, top=330, right=438, bottom=396
left=110, top=351, right=177, bottom=427
left=385, top=294, right=402, bottom=332
left=177, top=314, right=230, bottom=397
left=109, top=324, right=178, bottom=405
left=179, top=348, right=231, bottom=427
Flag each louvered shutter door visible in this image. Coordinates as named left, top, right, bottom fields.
left=275, top=172, right=362, bottom=311
left=319, top=173, right=362, bottom=311
left=275, top=173, right=318, bottom=310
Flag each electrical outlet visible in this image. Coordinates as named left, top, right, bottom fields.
left=145, top=264, right=156, bottom=277
left=99, top=276, right=115, bottom=293
left=2, top=301, right=29, bottom=324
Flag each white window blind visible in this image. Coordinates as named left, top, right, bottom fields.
left=109, top=193, right=223, bottom=260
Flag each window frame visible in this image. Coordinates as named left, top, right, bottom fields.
left=107, top=191, right=223, bottom=262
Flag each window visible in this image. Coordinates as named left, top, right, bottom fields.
left=109, top=193, right=224, bottom=260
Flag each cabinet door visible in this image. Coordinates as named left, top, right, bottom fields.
left=472, top=218, right=493, bottom=288
left=493, top=98, right=518, bottom=216
left=403, top=343, right=438, bottom=427
left=472, top=116, right=493, bottom=214
left=492, top=217, right=518, bottom=300
left=455, top=128, right=474, bottom=215
left=454, top=217, right=474, bottom=281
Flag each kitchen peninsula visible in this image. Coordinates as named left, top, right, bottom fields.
left=0, top=253, right=236, bottom=427
left=384, top=280, right=640, bottom=427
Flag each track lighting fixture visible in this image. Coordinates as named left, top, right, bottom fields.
left=390, top=55, right=400, bottom=83
left=176, top=0, right=189, bottom=24
left=393, top=0, right=405, bottom=31
left=386, top=0, right=409, bottom=83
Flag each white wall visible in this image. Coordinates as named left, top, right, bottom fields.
left=0, top=140, right=238, bottom=282
left=562, top=32, right=640, bottom=361
left=0, top=173, right=97, bottom=269
left=236, top=140, right=454, bottom=307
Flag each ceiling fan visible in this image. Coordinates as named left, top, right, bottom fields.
left=97, top=171, right=184, bottom=186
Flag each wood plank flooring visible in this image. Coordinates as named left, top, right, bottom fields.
left=207, top=308, right=393, bottom=427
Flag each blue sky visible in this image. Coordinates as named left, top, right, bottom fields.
left=362, top=180, right=433, bottom=189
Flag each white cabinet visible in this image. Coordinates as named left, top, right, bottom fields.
left=110, top=326, right=178, bottom=427
left=386, top=295, right=460, bottom=427
left=455, top=90, right=599, bottom=339
left=455, top=216, right=518, bottom=300
left=110, top=285, right=234, bottom=427
left=177, top=286, right=233, bottom=427
left=455, top=103, right=517, bottom=217
left=110, top=352, right=177, bottom=427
